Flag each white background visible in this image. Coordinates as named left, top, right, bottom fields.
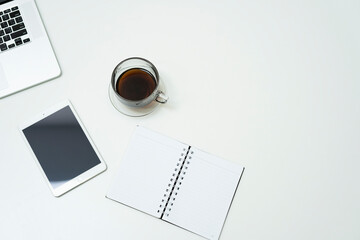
left=0, top=0, right=359, bottom=239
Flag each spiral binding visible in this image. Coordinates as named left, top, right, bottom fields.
left=158, top=147, right=194, bottom=218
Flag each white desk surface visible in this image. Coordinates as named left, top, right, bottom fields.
left=1, top=0, right=359, bottom=239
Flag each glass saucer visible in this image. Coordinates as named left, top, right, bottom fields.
left=108, top=82, right=166, bottom=117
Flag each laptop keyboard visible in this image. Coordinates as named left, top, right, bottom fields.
left=0, top=6, right=30, bottom=53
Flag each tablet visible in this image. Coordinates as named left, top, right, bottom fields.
left=20, top=100, right=107, bottom=197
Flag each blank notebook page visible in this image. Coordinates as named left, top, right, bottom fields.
left=106, top=127, right=188, bottom=218
left=162, top=147, right=243, bottom=240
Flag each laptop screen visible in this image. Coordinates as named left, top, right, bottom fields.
left=0, top=0, right=13, bottom=5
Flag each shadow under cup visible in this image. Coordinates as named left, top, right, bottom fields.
left=110, top=57, right=167, bottom=108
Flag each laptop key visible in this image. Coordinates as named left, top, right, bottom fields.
left=0, top=11, right=3, bottom=16
left=4, top=9, right=11, bottom=14
left=3, top=35, right=10, bottom=42
left=0, top=30, right=4, bottom=36
left=11, top=7, right=19, bottom=11
left=23, top=38, right=30, bottom=43
left=12, top=23, right=24, bottom=31
left=0, top=38, right=2, bottom=44
left=8, top=43, right=15, bottom=48
left=1, top=22, right=8, bottom=28
left=10, top=29, right=27, bottom=39
left=5, top=27, right=12, bottom=34
left=9, top=11, right=20, bottom=18
left=8, top=19, right=15, bottom=26
left=0, top=43, right=7, bottom=51
left=2, top=14, right=9, bottom=21
left=15, top=16, right=23, bottom=23
left=15, top=38, right=22, bottom=46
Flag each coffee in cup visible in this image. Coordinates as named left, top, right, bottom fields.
left=116, top=68, right=156, bottom=101
left=109, top=57, right=168, bottom=116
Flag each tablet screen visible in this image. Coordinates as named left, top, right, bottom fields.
left=22, top=106, right=101, bottom=189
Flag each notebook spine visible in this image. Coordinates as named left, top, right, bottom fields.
left=159, top=147, right=193, bottom=218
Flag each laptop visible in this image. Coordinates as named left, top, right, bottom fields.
left=0, top=0, right=60, bottom=98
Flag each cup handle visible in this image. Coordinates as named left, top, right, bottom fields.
left=155, top=91, right=168, bottom=104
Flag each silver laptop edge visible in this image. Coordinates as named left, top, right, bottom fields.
left=0, top=0, right=61, bottom=98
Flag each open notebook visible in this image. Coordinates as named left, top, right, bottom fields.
left=106, top=126, right=244, bottom=240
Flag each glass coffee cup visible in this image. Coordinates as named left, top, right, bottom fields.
left=109, top=57, right=168, bottom=116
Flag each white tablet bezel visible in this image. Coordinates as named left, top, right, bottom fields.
left=19, top=100, right=107, bottom=197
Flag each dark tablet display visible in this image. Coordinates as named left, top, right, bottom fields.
left=22, top=106, right=101, bottom=189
